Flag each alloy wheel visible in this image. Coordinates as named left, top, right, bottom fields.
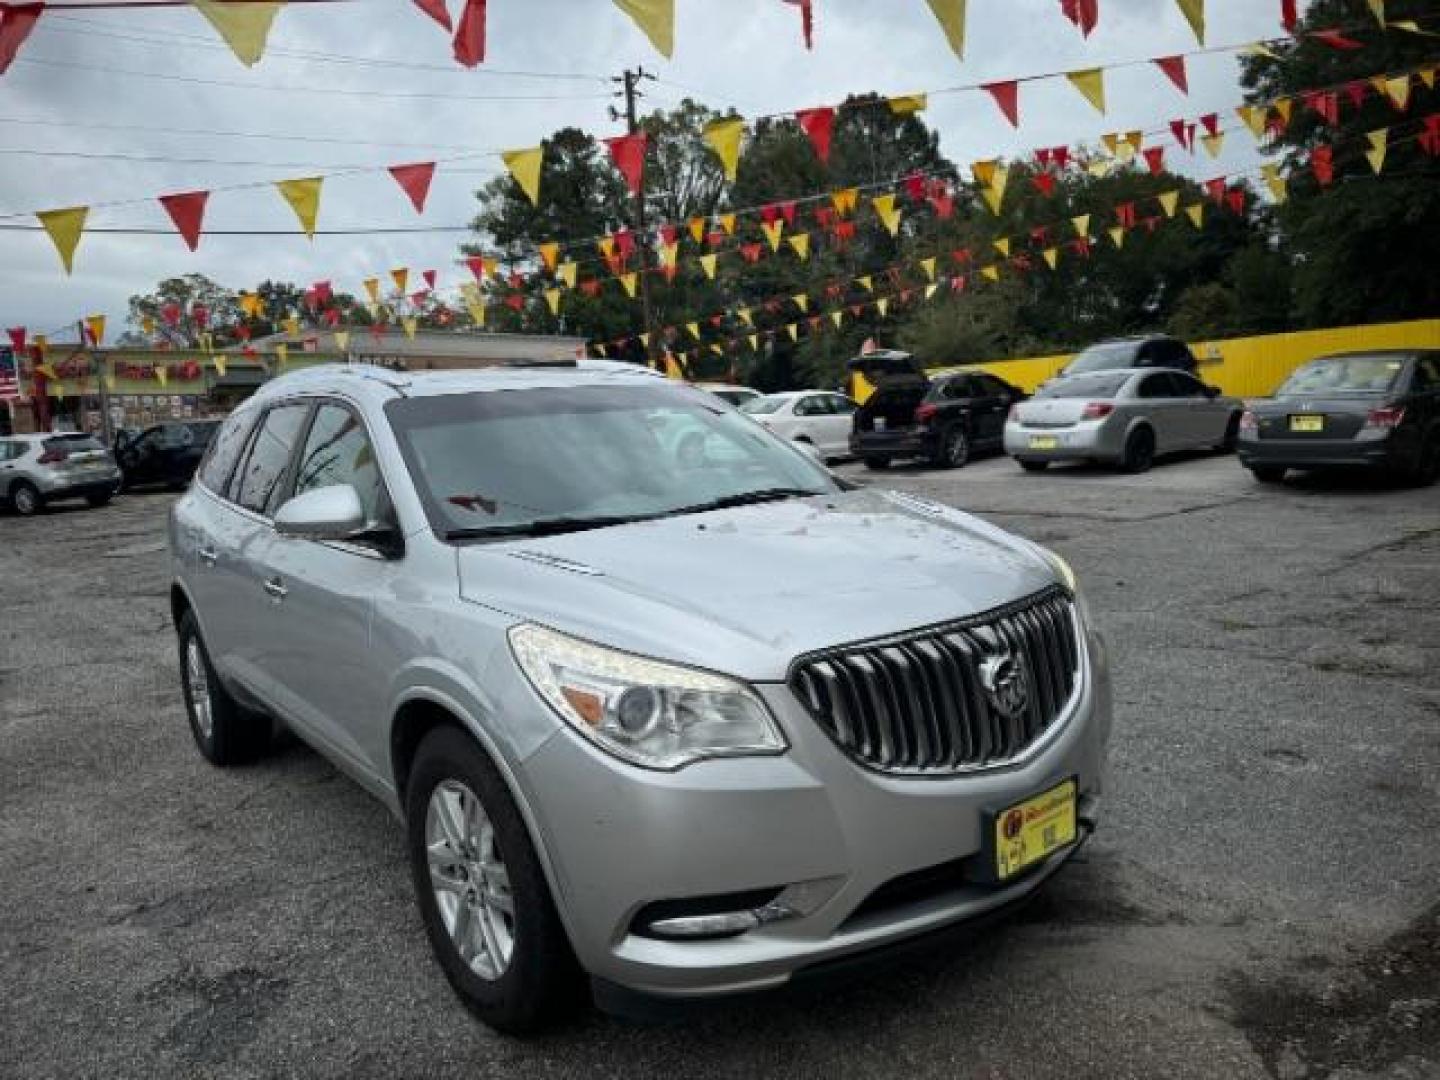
left=184, top=637, right=214, bottom=741
left=13, top=485, right=38, bottom=515
left=426, top=780, right=516, bottom=981
left=946, top=429, right=970, bottom=467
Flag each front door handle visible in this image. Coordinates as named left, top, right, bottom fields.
left=263, top=577, right=288, bottom=601
left=197, top=545, right=218, bottom=566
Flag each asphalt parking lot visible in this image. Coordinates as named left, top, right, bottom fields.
left=2, top=451, right=1438, bottom=1080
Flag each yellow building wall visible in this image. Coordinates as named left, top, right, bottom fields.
left=956, top=319, right=1440, bottom=397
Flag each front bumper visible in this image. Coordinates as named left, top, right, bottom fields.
left=1237, top=433, right=1399, bottom=470
left=516, top=623, right=1113, bottom=999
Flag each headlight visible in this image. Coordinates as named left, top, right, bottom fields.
left=1046, top=549, right=1078, bottom=593
left=508, top=624, right=786, bottom=770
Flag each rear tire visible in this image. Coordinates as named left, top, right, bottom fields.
left=11, top=481, right=42, bottom=516
left=1216, top=413, right=1241, bottom=453
left=86, top=491, right=114, bottom=508
left=1249, top=465, right=1287, bottom=484
left=1018, top=459, right=1048, bottom=473
left=863, top=457, right=891, bottom=471
left=1121, top=428, right=1156, bottom=474
left=177, top=610, right=270, bottom=766
left=406, top=727, right=582, bottom=1034
left=1410, top=433, right=1440, bottom=487
left=932, top=426, right=970, bottom=470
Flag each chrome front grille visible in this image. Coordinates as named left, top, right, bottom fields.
left=788, top=588, right=1081, bottom=775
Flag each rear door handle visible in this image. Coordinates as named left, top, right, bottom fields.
left=197, top=545, right=218, bottom=566
left=263, top=577, right=288, bottom=601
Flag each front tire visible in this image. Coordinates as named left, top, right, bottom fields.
left=863, top=457, right=891, bottom=471
left=177, top=610, right=270, bottom=766
left=932, top=426, right=970, bottom=469
left=86, top=491, right=114, bottom=508
left=1410, top=433, right=1440, bottom=487
left=1216, top=413, right=1241, bottom=453
left=406, top=727, right=581, bottom=1034
left=11, top=481, right=42, bottom=516
left=1121, top=428, right=1156, bottom=474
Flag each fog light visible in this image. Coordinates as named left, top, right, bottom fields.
left=633, top=878, right=843, bottom=941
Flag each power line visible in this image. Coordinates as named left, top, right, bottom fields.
left=0, top=115, right=495, bottom=153
left=0, top=147, right=508, bottom=173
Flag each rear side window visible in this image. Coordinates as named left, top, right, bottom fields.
left=43, top=435, right=104, bottom=454
left=291, top=403, right=389, bottom=525
left=1036, top=373, right=1131, bottom=399
left=233, top=404, right=310, bottom=515
left=1411, top=356, right=1439, bottom=391
left=199, top=410, right=257, bottom=495
left=1137, top=373, right=1178, bottom=399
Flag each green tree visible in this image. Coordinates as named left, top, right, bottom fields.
left=126, top=274, right=239, bottom=347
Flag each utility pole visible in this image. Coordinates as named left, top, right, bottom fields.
left=612, top=67, right=658, bottom=367
left=79, top=319, right=114, bottom=444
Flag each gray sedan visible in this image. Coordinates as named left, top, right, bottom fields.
left=1005, top=369, right=1243, bottom=473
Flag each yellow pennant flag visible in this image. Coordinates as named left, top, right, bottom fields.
left=238, top=292, right=262, bottom=318
left=719, top=212, right=737, bottom=234
left=1125, top=131, right=1143, bottom=153
left=709, top=345, right=724, bottom=357
left=86, top=314, right=106, bottom=346
left=619, top=272, right=639, bottom=298
left=613, top=0, right=674, bottom=58
left=687, top=321, right=702, bottom=340
left=656, top=242, right=677, bottom=269
left=104, top=366, right=116, bottom=391
left=1087, top=159, right=1112, bottom=178
left=502, top=147, right=544, bottom=205
left=544, top=288, right=562, bottom=315
left=993, top=237, right=1011, bottom=258
left=872, top=194, right=902, bottom=236
left=155, top=366, right=168, bottom=388
left=1067, top=68, right=1106, bottom=114
left=1108, top=226, right=1126, bottom=249
left=141, top=315, right=155, bottom=336
left=980, top=164, right=1009, bottom=215
left=664, top=351, right=685, bottom=379
left=1185, top=203, right=1205, bottom=229
left=787, top=232, right=811, bottom=261
left=391, top=268, right=409, bottom=294
left=786, top=324, right=799, bottom=343
left=857, top=275, right=874, bottom=293
left=1237, top=105, right=1268, bottom=140
left=924, top=283, right=939, bottom=300
left=921, top=257, right=937, bottom=282
left=1043, top=247, right=1059, bottom=270
left=597, top=235, right=616, bottom=259
left=831, top=187, right=859, bottom=216
left=1174, top=0, right=1204, bottom=44
left=363, top=278, right=380, bottom=304
left=482, top=255, right=500, bottom=278
left=1419, top=69, right=1437, bottom=91
left=738, top=307, right=753, bottom=327
left=1071, top=214, right=1092, bottom=239
left=198, top=332, right=213, bottom=353
left=275, top=343, right=289, bottom=365
left=1366, top=0, right=1385, bottom=26
left=1378, top=74, right=1412, bottom=110
left=282, top=316, right=300, bottom=336
left=699, top=253, right=718, bottom=279
left=688, top=216, right=706, bottom=243
left=465, top=298, right=486, bottom=327
left=538, top=242, right=560, bottom=272
left=1274, top=98, right=1294, bottom=124
left=275, top=177, right=322, bottom=238
left=1261, top=164, right=1287, bottom=203
left=1365, top=129, right=1388, bottom=174
left=192, top=0, right=284, bottom=67
left=972, top=159, right=999, bottom=188
left=980, top=265, right=1000, bottom=283
left=792, top=294, right=809, bottom=313
left=213, top=354, right=227, bottom=377
left=851, top=367, right=877, bottom=404
left=639, top=333, right=651, bottom=349
left=703, top=118, right=745, bottom=182
left=924, top=0, right=967, bottom=59
left=1101, top=132, right=1121, bottom=157
left=1201, top=132, right=1226, bottom=158
left=831, top=310, right=844, bottom=329
left=747, top=334, right=759, bottom=352
left=1158, top=190, right=1180, bottom=217
left=888, top=94, right=928, bottom=116
left=334, top=331, right=350, bottom=352
left=876, top=298, right=891, bottom=317
left=1240, top=42, right=1281, bottom=60
left=761, top=219, right=784, bottom=252
left=37, top=206, right=88, bottom=274
left=558, top=260, right=578, bottom=288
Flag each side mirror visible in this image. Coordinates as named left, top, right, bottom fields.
left=275, top=484, right=366, bottom=541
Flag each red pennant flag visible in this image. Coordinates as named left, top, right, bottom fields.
left=983, top=81, right=1020, bottom=128
left=504, top=294, right=525, bottom=312
left=661, top=262, right=678, bottom=283
left=813, top=206, right=834, bottom=229
left=710, top=314, right=724, bottom=327
left=782, top=0, right=814, bottom=49
left=849, top=304, right=864, bottom=318
left=1309, top=28, right=1362, bottom=49
left=1344, top=80, right=1368, bottom=111
left=1052, top=146, right=1070, bottom=170
left=1419, top=114, right=1440, bottom=157
left=313, top=281, right=333, bottom=304
left=370, top=323, right=387, bottom=342
left=1304, top=90, right=1340, bottom=125
left=413, top=0, right=452, bottom=32
left=706, top=230, right=726, bottom=248
left=324, top=308, right=341, bottom=327
left=423, top=270, right=437, bottom=289
left=1311, top=145, right=1334, bottom=186
left=1031, top=172, right=1058, bottom=197
left=1204, top=177, right=1227, bottom=204
left=1170, top=119, right=1192, bottom=150
left=0, top=3, right=43, bottom=76
left=952, top=275, right=967, bottom=293
left=605, top=132, right=647, bottom=197
left=780, top=201, right=797, bottom=227
left=1143, top=146, right=1165, bottom=175
left=760, top=203, right=780, bottom=225
left=1060, top=0, right=1099, bottom=36
left=192, top=304, right=209, bottom=329
left=236, top=325, right=252, bottom=342
left=5, top=327, right=24, bottom=351
left=452, top=0, right=486, bottom=66
left=931, top=193, right=955, bottom=219
left=1035, top=147, right=1053, bottom=168
left=580, top=280, right=602, bottom=298
left=161, top=303, right=182, bottom=327
left=1280, top=0, right=1297, bottom=32
left=1115, top=202, right=1137, bottom=228
left=1154, top=55, right=1189, bottom=94
left=1199, top=113, right=1220, bottom=137
left=657, top=223, right=678, bottom=246
left=465, top=256, right=486, bottom=281
left=157, top=190, right=209, bottom=252
left=1030, top=225, right=1049, bottom=245
left=825, top=283, right=844, bottom=299
left=834, top=220, right=856, bottom=243
left=410, top=291, right=428, bottom=306
left=741, top=243, right=764, bottom=263
left=796, top=106, right=835, bottom=163
left=389, top=162, right=437, bottom=214
left=1226, top=189, right=1247, bottom=215
left=1143, top=215, right=1161, bottom=233
left=903, top=172, right=927, bottom=202
left=613, top=228, right=636, bottom=261
left=951, top=248, right=972, bottom=264
left=506, top=271, right=525, bottom=290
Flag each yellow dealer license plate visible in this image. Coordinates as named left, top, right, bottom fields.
left=1289, top=414, right=1325, bottom=433
left=992, top=778, right=1077, bottom=881
left=1029, top=435, right=1060, bottom=450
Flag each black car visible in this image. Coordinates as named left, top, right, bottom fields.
left=1237, top=350, right=1440, bottom=485
left=849, top=351, right=1026, bottom=469
left=1058, top=335, right=1199, bottom=379
left=115, top=420, right=221, bottom=490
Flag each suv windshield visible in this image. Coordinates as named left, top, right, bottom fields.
left=1276, top=355, right=1405, bottom=396
left=1036, top=373, right=1132, bottom=399
left=387, top=384, right=835, bottom=541
left=1066, top=342, right=1141, bottom=375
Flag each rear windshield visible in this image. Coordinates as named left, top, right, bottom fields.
left=1066, top=342, right=1140, bottom=374
left=43, top=435, right=104, bottom=453
left=1036, top=373, right=1132, bottom=399
left=1277, top=355, right=1405, bottom=396
left=709, top=388, right=756, bottom=406
left=740, top=396, right=787, bottom=415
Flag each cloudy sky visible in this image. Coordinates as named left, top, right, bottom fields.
left=0, top=0, right=1292, bottom=339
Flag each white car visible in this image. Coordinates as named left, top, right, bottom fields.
left=741, top=390, right=858, bottom=462
left=696, top=383, right=762, bottom=408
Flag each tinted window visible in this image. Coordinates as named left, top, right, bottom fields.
left=1035, top=373, right=1131, bottom=399
left=828, top=395, right=858, bottom=415
left=976, top=374, right=1012, bottom=397
left=233, top=404, right=309, bottom=515
left=0, top=441, right=18, bottom=462
left=199, top=409, right=258, bottom=495
left=1137, top=373, right=1178, bottom=399
left=1169, top=372, right=1208, bottom=397
left=1066, top=342, right=1140, bottom=374
left=794, top=396, right=828, bottom=416
left=1410, top=356, right=1439, bottom=391
left=291, top=404, right=388, bottom=525
left=741, top=396, right=787, bottom=415
left=1277, top=355, right=1405, bottom=396
left=43, top=434, right=104, bottom=454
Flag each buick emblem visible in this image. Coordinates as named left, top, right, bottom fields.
left=980, top=653, right=1030, bottom=721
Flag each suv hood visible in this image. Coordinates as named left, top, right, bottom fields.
left=457, top=488, right=1057, bottom=681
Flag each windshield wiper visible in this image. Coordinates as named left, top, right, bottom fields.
left=665, top=487, right=820, bottom=518
left=444, top=514, right=653, bottom=542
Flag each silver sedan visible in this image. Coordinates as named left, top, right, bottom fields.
left=1005, top=369, right=1244, bottom=473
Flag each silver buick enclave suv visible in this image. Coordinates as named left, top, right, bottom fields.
left=169, top=361, right=1112, bottom=1032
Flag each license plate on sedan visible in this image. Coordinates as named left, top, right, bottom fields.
left=1028, top=435, right=1060, bottom=450
left=874, top=418, right=887, bottom=432
left=1289, top=414, right=1325, bottom=433
left=990, top=778, right=1077, bottom=882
